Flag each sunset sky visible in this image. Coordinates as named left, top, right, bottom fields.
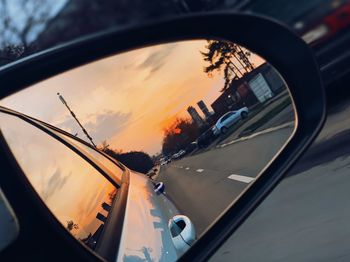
left=1, top=40, right=265, bottom=155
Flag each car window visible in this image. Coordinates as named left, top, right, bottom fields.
left=0, top=112, right=118, bottom=254
left=55, top=131, right=124, bottom=183
left=221, top=112, right=234, bottom=122
left=0, top=0, right=181, bottom=69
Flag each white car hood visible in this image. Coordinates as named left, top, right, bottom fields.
left=116, top=170, right=180, bottom=262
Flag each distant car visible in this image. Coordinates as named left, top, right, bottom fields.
left=172, top=153, right=179, bottom=159
left=185, top=142, right=198, bottom=154
left=178, top=149, right=186, bottom=157
left=212, top=107, right=249, bottom=135
left=172, top=150, right=186, bottom=160
left=161, top=158, right=171, bottom=165
left=197, top=128, right=216, bottom=148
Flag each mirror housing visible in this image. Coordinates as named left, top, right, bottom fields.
left=0, top=13, right=325, bottom=262
left=169, top=215, right=196, bottom=254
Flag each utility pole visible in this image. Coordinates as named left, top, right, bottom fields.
left=57, top=93, right=97, bottom=148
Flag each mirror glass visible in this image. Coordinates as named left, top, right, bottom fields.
left=0, top=39, right=295, bottom=260
left=0, top=112, right=118, bottom=252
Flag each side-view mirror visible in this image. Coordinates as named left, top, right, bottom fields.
left=169, top=215, right=196, bottom=254
left=0, top=13, right=325, bottom=262
left=154, top=182, right=165, bottom=194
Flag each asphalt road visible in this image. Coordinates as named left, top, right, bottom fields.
left=157, top=96, right=350, bottom=261
left=157, top=125, right=294, bottom=235
left=210, top=154, right=350, bottom=262
left=209, top=100, right=350, bottom=262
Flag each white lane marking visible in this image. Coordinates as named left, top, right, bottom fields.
left=179, top=166, right=183, bottom=168
left=228, top=174, right=255, bottom=183
left=196, top=169, right=204, bottom=173
left=185, top=167, right=190, bottom=170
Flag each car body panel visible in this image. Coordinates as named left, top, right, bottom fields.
left=116, top=170, right=181, bottom=262
left=0, top=106, right=188, bottom=261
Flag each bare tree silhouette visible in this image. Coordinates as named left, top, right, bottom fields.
left=66, top=220, right=79, bottom=231
left=201, top=40, right=254, bottom=92
left=0, top=0, right=57, bottom=63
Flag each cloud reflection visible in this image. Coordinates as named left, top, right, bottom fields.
left=42, top=168, right=71, bottom=201
left=1, top=40, right=265, bottom=155
left=138, top=43, right=177, bottom=79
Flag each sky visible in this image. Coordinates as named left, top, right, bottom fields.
left=0, top=40, right=265, bottom=155
left=0, top=0, right=67, bottom=46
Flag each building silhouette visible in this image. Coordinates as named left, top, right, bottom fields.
left=211, top=63, right=286, bottom=116
left=197, top=100, right=212, bottom=119
left=187, top=106, right=205, bottom=127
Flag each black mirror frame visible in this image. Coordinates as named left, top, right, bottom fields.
left=0, top=13, right=325, bottom=261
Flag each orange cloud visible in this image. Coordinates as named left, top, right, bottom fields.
left=1, top=40, right=265, bottom=155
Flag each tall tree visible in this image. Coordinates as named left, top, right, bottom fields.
left=201, top=40, right=254, bottom=92
left=162, top=117, right=199, bottom=155
left=0, top=0, right=59, bottom=65
left=0, top=0, right=57, bottom=47
left=102, top=146, right=154, bottom=174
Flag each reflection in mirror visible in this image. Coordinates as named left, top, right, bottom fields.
left=0, top=39, right=295, bottom=261
left=0, top=113, right=118, bottom=253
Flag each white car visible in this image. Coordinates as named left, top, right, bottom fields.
left=172, top=150, right=186, bottom=160
left=0, top=106, right=196, bottom=261
left=178, top=149, right=186, bottom=157
left=212, top=107, right=249, bottom=135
